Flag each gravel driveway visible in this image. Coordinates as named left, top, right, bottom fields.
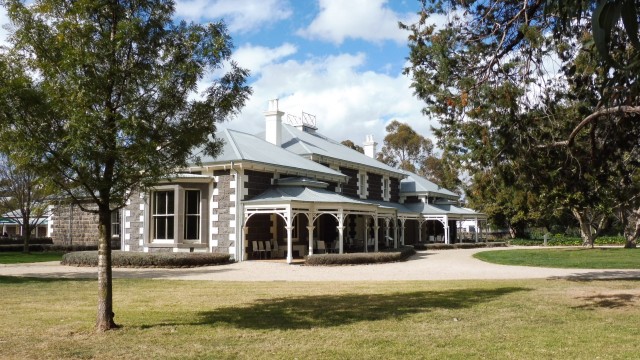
left=1, top=247, right=639, bottom=282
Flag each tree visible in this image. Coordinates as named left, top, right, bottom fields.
left=0, top=0, right=250, bottom=331
left=377, top=120, right=434, bottom=172
left=341, top=140, right=364, bottom=153
left=0, top=154, right=53, bottom=252
left=402, top=0, right=640, bottom=246
left=420, top=150, right=462, bottom=193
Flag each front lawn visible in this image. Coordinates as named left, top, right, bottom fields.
left=1, top=276, right=640, bottom=359
left=0, top=252, right=64, bottom=264
left=474, top=248, right=640, bottom=269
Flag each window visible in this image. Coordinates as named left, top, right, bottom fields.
left=359, top=173, right=367, bottom=197
left=153, top=191, right=175, bottom=240
left=111, top=210, right=121, bottom=237
left=184, top=190, right=200, bottom=240
left=383, top=178, right=390, bottom=200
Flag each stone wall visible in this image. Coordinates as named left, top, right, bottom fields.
left=390, top=177, right=401, bottom=203
left=49, top=202, right=120, bottom=247
left=212, top=170, right=235, bottom=255
left=339, top=167, right=359, bottom=197
left=244, top=170, right=273, bottom=199
left=123, top=191, right=146, bottom=252
left=367, top=173, right=383, bottom=201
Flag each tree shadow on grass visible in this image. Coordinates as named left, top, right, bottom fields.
left=184, top=287, right=530, bottom=330
left=0, top=275, right=95, bottom=284
left=550, top=271, right=640, bottom=282
left=574, top=293, right=640, bottom=310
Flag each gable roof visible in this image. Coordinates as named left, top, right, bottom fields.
left=190, top=129, right=346, bottom=181
left=400, top=171, right=459, bottom=200
left=273, top=124, right=405, bottom=177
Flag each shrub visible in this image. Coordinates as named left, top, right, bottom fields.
left=61, top=251, right=233, bottom=268
left=508, top=236, right=626, bottom=246
left=419, top=242, right=507, bottom=250
left=0, top=243, right=104, bottom=253
left=0, top=237, right=54, bottom=245
left=304, top=247, right=416, bottom=266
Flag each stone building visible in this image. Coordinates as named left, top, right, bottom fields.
left=49, top=100, right=486, bottom=261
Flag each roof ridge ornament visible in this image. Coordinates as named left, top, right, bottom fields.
left=286, top=111, right=318, bottom=133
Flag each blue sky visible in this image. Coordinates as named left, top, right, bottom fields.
left=1, top=0, right=438, bottom=149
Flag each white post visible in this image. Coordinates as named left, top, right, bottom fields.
left=374, top=215, right=379, bottom=252
left=384, top=218, right=390, bottom=247
left=444, top=216, right=450, bottom=244
left=474, top=218, right=479, bottom=243
left=307, top=225, right=315, bottom=255
left=286, top=226, right=294, bottom=264
left=338, top=210, right=345, bottom=254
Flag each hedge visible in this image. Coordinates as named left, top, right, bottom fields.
left=61, top=251, right=233, bottom=268
left=0, top=237, right=54, bottom=245
left=508, top=236, right=626, bottom=246
left=414, top=242, right=508, bottom=250
left=304, top=247, right=416, bottom=266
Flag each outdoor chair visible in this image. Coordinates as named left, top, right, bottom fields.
left=317, top=240, right=327, bottom=254
left=257, top=241, right=267, bottom=259
left=265, top=241, right=273, bottom=259
left=251, top=241, right=260, bottom=259
left=271, top=240, right=280, bottom=258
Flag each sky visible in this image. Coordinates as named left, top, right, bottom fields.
left=0, top=0, right=436, bottom=149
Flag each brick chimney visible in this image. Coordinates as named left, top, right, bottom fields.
left=264, top=99, right=284, bottom=146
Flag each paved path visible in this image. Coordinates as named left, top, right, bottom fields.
left=1, top=247, right=639, bottom=282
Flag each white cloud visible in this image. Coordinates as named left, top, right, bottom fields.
left=175, top=0, right=292, bottom=33
left=220, top=48, right=433, bottom=150
left=232, top=43, right=297, bottom=76
left=297, top=0, right=417, bottom=45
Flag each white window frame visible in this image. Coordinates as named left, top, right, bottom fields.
left=383, top=177, right=390, bottom=201
left=111, top=210, right=121, bottom=238
left=152, top=190, right=175, bottom=241
left=359, top=171, right=368, bottom=198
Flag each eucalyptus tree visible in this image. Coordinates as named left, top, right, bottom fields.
left=377, top=120, right=434, bottom=172
left=0, top=0, right=250, bottom=331
left=340, top=140, right=364, bottom=153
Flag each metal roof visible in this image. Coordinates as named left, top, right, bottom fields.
left=275, top=124, right=406, bottom=176
left=432, top=204, right=487, bottom=219
left=243, top=186, right=372, bottom=206
left=400, top=171, right=460, bottom=199
left=190, top=129, right=346, bottom=180
left=360, top=199, right=415, bottom=214
left=403, top=201, right=486, bottom=218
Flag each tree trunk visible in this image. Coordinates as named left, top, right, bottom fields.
left=22, top=213, right=31, bottom=254
left=96, top=208, right=117, bottom=331
left=624, top=207, right=640, bottom=249
left=572, top=208, right=595, bottom=248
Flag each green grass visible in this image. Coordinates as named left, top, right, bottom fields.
left=1, top=276, right=640, bottom=359
left=474, top=248, right=640, bottom=269
left=0, top=252, right=64, bottom=264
